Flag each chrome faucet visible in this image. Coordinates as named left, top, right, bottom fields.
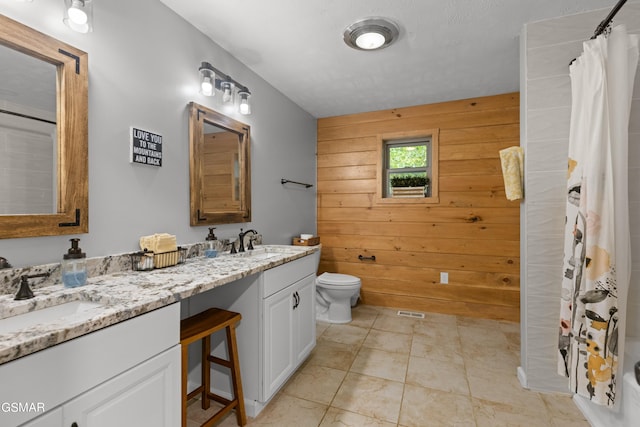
left=237, top=228, right=257, bottom=253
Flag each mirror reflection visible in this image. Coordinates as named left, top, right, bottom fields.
left=189, top=102, right=251, bottom=225
left=202, top=121, right=240, bottom=211
left=0, top=14, right=88, bottom=239
left=0, top=43, right=58, bottom=215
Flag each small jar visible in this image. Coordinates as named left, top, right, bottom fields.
left=62, top=238, right=87, bottom=288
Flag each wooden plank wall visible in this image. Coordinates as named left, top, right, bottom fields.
left=316, top=93, right=520, bottom=322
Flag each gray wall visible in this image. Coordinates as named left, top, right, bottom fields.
left=520, top=2, right=640, bottom=392
left=0, top=0, right=317, bottom=267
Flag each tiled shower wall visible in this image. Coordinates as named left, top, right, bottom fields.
left=520, top=2, right=640, bottom=392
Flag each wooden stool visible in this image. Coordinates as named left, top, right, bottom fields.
left=180, top=308, right=246, bottom=427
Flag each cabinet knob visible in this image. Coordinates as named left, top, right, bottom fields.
left=72, top=423, right=79, bottom=427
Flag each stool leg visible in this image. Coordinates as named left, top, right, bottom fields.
left=227, top=324, right=247, bottom=426
left=181, top=343, right=189, bottom=427
left=202, top=335, right=211, bottom=410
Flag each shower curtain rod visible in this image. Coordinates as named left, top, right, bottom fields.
left=570, top=0, right=628, bottom=66
left=0, top=109, right=56, bottom=125
left=591, top=0, right=628, bottom=39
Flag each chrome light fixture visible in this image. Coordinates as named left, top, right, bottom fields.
left=198, top=62, right=251, bottom=115
left=63, top=0, right=93, bottom=33
left=343, top=17, right=399, bottom=51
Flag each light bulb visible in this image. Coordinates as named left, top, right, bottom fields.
left=221, top=81, right=234, bottom=104
left=238, top=91, right=251, bottom=115
left=64, top=0, right=92, bottom=33
left=223, top=87, right=232, bottom=102
left=201, top=77, right=214, bottom=96
left=199, top=64, right=215, bottom=97
left=355, top=32, right=385, bottom=50
left=68, top=0, right=88, bottom=25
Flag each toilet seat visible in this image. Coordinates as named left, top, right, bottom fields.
left=317, top=272, right=360, bottom=287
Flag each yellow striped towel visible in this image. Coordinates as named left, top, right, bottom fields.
left=499, top=146, right=524, bottom=201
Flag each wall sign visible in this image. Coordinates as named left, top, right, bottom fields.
left=130, top=127, right=163, bottom=166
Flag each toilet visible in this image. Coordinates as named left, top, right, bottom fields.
left=316, top=272, right=361, bottom=324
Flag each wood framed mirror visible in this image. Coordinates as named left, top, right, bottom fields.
left=188, top=102, right=251, bottom=225
left=0, top=14, right=88, bottom=239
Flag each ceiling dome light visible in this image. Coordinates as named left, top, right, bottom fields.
left=355, top=32, right=386, bottom=50
left=343, top=17, right=399, bottom=51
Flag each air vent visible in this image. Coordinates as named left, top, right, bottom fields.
left=397, top=310, right=425, bottom=319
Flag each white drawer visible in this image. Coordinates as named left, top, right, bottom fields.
left=262, top=255, right=315, bottom=298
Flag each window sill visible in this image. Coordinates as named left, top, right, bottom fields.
left=375, top=195, right=440, bottom=205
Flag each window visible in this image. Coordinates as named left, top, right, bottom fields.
left=376, top=129, right=439, bottom=204
left=384, top=138, right=431, bottom=197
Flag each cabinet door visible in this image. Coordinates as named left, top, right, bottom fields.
left=63, top=345, right=180, bottom=427
left=262, top=286, right=295, bottom=401
left=20, top=407, right=62, bottom=427
left=293, top=274, right=316, bottom=364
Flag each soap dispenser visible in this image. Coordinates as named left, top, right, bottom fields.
left=205, top=227, right=218, bottom=258
left=62, top=238, right=87, bottom=288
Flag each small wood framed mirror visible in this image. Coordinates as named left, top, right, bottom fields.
left=0, top=15, right=88, bottom=239
left=188, top=102, right=251, bottom=225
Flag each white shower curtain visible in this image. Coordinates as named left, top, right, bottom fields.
left=558, top=25, right=638, bottom=407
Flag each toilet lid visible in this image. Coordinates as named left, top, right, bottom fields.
left=317, top=272, right=361, bottom=286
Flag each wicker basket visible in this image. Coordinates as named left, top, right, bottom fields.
left=130, top=247, right=187, bottom=271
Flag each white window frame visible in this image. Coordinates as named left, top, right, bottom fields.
left=383, top=138, right=431, bottom=198
left=376, top=129, right=439, bottom=205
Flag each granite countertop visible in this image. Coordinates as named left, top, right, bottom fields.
left=0, top=245, right=319, bottom=365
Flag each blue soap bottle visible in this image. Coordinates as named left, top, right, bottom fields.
left=205, top=227, right=218, bottom=258
left=62, top=238, right=87, bottom=288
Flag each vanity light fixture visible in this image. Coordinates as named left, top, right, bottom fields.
left=343, top=17, right=399, bottom=51
left=63, top=0, right=93, bottom=33
left=198, top=62, right=252, bottom=115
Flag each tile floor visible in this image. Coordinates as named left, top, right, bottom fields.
left=187, top=304, right=589, bottom=427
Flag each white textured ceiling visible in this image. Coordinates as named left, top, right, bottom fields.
left=160, top=0, right=620, bottom=118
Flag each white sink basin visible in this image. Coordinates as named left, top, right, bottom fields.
left=235, top=247, right=296, bottom=261
left=0, top=300, right=103, bottom=335
left=244, top=251, right=281, bottom=261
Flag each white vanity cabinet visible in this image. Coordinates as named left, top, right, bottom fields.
left=2, top=304, right=180, bottom=427
left=21, top=408, right=62, bottom=427
left=183, top=251, right=318, bottom=417
left=22, top=346, right=179, bottom=427
left=62, top=346, right=179, bottom=427
left=261, top=255, right=316, bottom=401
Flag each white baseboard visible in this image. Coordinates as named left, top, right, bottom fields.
left=517, top=366, right=528, bottom=389
left=243, top=399, right=265, bottom=419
